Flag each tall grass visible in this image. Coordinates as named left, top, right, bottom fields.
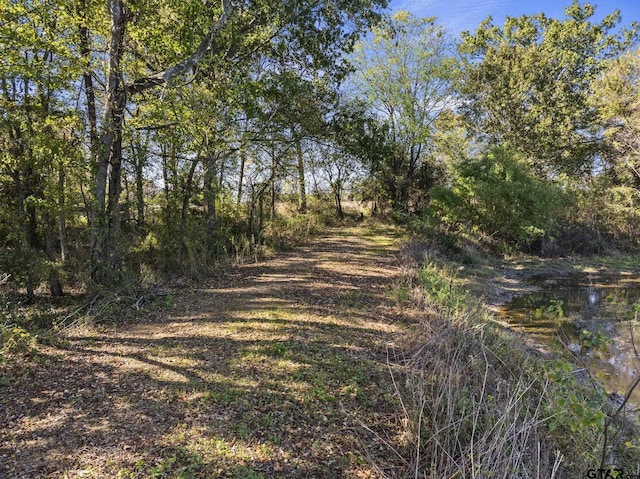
left=385, top=242, right=640, bottom=478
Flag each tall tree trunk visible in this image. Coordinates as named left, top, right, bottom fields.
left=333, top=184, right=344, bottom=219
left=130, top=134, right=147, bottom=228
left=178, top=159, right=198, bottom=265
left=203, top=150, right=218, bottom=256
left=237, top=141, right=246, bottom=206
left=78, top=0, right=99, bottom=156
left=90, top=0, right=127, bottom=284
left=258, top=188, right=264, bottom=246
left=248, top=183, right=255, bottom=250
left=84, top=0, right=236, bottom=283
left=78, top=0, right=100, bottom=244
left=43, top=212, right=63, bottom=297
left=135, top=158, right=145, bottom=228
left=295, top=139, right=307, bottom=213
left=84, top=0, right=237, bottom=283
left=270, top=148, right=276, bottom=220
left=57, top=167, right=67, bottom=263
left=14, top=172, right=35, bottom=303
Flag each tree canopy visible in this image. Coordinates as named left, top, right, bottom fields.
left=349, top=11, right=459, bottom=210
left=458, top=1, right=638, bottom=176
left=1, top=0, right=640, bottom=297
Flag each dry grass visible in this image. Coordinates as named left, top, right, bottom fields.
left=383, top=241, right=640, bottom=478
left=393, top=313, right=564, bottom=478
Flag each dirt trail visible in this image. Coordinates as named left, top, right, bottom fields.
left=1, top=224, right=409, bottom=478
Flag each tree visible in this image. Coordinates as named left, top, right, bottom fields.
left=0, top=0, right=389, bottom=291
left=458, top=1, right=638, bottom=177
left=0, top=0, right=79, bottom=298
left=349, top=11, right=458, bottom=211
left=429, top=146, right=567, bottom=250
left=85, top=0, right=387, bottom=283
left=594, top=47, right=640, bottom=189
left=257, top=71, right=335, bottom=214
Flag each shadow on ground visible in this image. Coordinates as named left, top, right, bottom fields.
left=1, top=226, right=414, bottom=478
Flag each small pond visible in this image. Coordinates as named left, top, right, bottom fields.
left=499, top=272, right=640, bottom=403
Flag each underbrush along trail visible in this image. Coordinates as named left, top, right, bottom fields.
left=1, top=224, right=412, bottom=478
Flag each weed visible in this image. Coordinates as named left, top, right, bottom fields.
left=389, top=281, right=411, bottom=310
left=160, top=293, right=175, bottom=308
left=201, top=385, right=243, bottom=406
left=127, top=447, right=206, bottom=479
left=0, top=323, right=37, bottom=359
left=233, top=466, right=264, bottom=479
left=578, top=328, right=614, bottom=353
left=387, top=243, right=640, bottom=477
left=535, top=299, right=565, bottom=320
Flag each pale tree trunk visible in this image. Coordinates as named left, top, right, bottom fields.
left=78, top=0, right=99, bottom=249
left=178, top=159, right=199, bottom=265
left=237, top=123, right=250, bottom=206
left=78, top=0, right=98, bottom=154
left=89, top=0, right=234, bottom=284
left=248, top=184, right=255, bottom=248
left=57, top=167, right=67, bottom=263
left=270, top=150, right=276, bottom=220
left=90, top=0, right=127, bottom=284
left=43, top=212, right=63, bottom=297
left=203, top=140, right=218, bottom=256
left=130, top=133, right=148, bottom=228
left=204, top=161, right=217, bottom=254
left=237, top=145, right=246, bottom=206
left=14, top=172, right=35, bottom=302
left=333, top=183, right=344, bottom=219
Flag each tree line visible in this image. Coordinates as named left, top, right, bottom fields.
left=1, top=0, right=639, bottom=300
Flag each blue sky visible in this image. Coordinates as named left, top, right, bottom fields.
left=388, top=0, right=640, bottom=35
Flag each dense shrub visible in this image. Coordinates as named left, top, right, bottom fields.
left=571, top=178, right=640, bottom=250
left=428, top=146, right=567, bottom=251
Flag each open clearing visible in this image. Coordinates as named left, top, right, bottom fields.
left=1, top=224, right=412, bottom=478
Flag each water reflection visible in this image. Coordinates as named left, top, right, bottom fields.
left=499, top=273, right=640, bottom=402
left=587, top=287, right=598, bottom=305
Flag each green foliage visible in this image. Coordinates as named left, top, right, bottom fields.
left=535, top=299, right=565, bottom=320
left=0, top=324, right=37, bottom=359
left=429, top=146, right=567, bottom=250
left=567, top=176, right=640, bottom=251
left=263, top=198, right=332, bottom=251
left=459, top=2, right=638, bottom=176
left=593, top=47, right=640, bottom=189
left=579, top=329, right=613, bottom=353
left=350, top=11, right=459, bottom=210
left=544, top=359, right=606, bottom=440
left=625, top=301, right=640, bottom=320
left=119, top=447, right=205, bottom=479
left=417, top=261, right=462, bottom=311
left=233, top=467, right=264, bottom=479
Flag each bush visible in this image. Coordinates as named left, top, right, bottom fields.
left=569, top=177, right=640, bottom=251
left=429, top=146, right=567, bottom=251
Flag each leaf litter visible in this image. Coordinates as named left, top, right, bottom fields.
left=0, top=224, right=415, bottom=478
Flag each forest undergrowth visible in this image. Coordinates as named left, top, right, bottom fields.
left=2, top=220, right=640, bottom=478
left=391, top=239, right=640, bottom=477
